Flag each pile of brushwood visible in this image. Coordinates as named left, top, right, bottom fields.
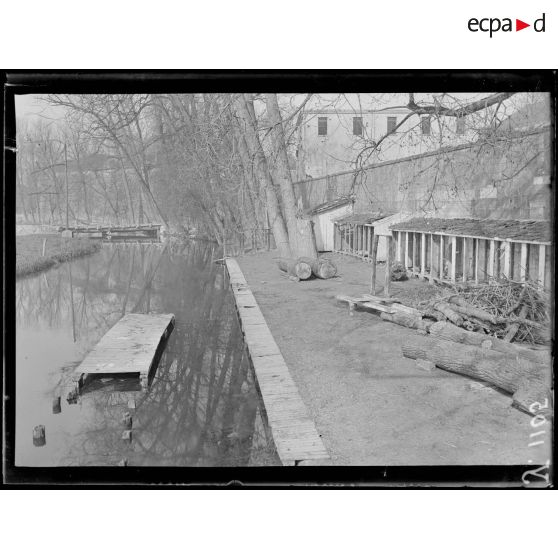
left=276, top=257, right=337, bottom=281
left=380, top=278, right=552, bottom=416
left=418, top=278, right=551, bottom=345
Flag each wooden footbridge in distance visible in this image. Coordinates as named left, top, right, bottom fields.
left=60, top=223, right=162, bottom=240
left=225, top=258, right=331, bottom=466
left=69, top=313, right=175, bottom=395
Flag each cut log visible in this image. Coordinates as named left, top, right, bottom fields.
left=503, top=305, right=528, bottom=342
left=401, top=336, right=552, bottom=416
left=434, top=302, right=464, bottom=327
left=277, top=258, right=312, bottom=280
left=279, top=270, right=300, bottom=282
left=381, top=311, right=428, bottom=331
left=423, top=309, right=446, bottom=322
left=448, top=296, right=497, bottom=324
left=428, top=321, right=550, bottom=366
left=297, top=257, right=337, bottom=279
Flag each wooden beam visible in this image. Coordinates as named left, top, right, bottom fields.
left=369, top=234, right=379, bottom=295
left=488, top=239, right=495, bottom=279
left=439, top=234, right=445, bottom=279
left=538, top=244, right=546, bottom=288
left=462, top=237, right=468, bottom=282
left=432, top=234, right=441, bottom=282
left=356, top=225, right=362, bottom=255
left=405, top=231, right=410, bottom=269
left=366, top=226, right=372, bottom=261
left=474, top=238, right=479, bottom=284
left=520, top=243, right=528, bottom=284
left=385, top=236, right=392, bottom=297
left=357, top=225, right=361, bottom=256
left=450, top=235, right=457, bottom=283
left=434, top=234, right=436, bottom=284
left=502, top=241, right=511, bottom=279
left=333, top=224, right=338, bottom=252
left=411, top=232, right=416, bottom=274
left=421, top=232, right=426, bottom=276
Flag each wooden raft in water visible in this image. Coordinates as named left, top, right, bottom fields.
left=225, top=258, right=331, bottom=466
left=72, top=313, right=175, bottom=391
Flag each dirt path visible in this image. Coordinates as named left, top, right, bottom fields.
left=237, top=251, right=550, bottom=466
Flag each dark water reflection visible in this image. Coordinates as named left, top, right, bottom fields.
left=16, top=240, right=280, bottom=467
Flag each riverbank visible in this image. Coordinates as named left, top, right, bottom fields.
left=16, top=234, right=102, bottom=278
left=236, top=250, right=550, bottom=466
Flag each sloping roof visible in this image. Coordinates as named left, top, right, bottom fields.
left=336, top=211, right=392, bottom=225
left=390, top=218, right=551, bottom=242
left=308, top=196, right=354, bottom=215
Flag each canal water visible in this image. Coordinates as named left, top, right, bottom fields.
left=15, top=240, right=280, bottom=467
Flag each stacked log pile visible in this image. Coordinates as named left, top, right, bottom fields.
left=370, top=279, right=552, bottom=416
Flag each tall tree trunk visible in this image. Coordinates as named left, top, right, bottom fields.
left=233, top=94, right=291, bottom=258
left=264, top=94, right=317, bottom=259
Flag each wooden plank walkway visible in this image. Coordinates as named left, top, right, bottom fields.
left=225, top=258, right=331, bottom=466
left=72, top=313, right=175, bottom=391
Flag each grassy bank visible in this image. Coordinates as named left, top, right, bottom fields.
left=16, top=234, right=102, bottom=278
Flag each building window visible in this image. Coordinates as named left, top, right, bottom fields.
left=353, top=116, right=363, bottom=136
left=318, top=117, right=328, bottom=136
left=387, top=116, right=397, bottom=134
left=421, top=116, right=431, bottom=135
left=456, top=116, right=466, bottom=135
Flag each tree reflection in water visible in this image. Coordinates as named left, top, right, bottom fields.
left=16, top=240, right=280, bottom=467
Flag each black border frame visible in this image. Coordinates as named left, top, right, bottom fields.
left=3, top=70, right=556, bottom=487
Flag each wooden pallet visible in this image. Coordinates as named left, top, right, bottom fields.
left=225, top=258, right=330, bottom=466
left=71, top=313, right=175, bottom=393
left=336, top=294, right=397, bottom=316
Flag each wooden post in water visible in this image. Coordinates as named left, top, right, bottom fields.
left=52, top=396, right=61, bottom=414
left=369, top=234, right=379, bottom=295
left=33, top=425, right=46, bottom=446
